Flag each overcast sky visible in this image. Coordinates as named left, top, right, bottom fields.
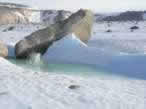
left=0, top=0, right=146, bottom=12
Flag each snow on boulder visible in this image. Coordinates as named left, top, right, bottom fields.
left=71, top=10, right=94, bottom=43
left=29, top=11, right=41, bottom=23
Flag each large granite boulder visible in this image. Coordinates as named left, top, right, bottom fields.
left=71, top=10, right=94, bottom=42
left=0, top=41, right=8, bottom=57
left=15, top=9, right=94, bottom=58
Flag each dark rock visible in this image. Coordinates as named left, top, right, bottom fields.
left=130, top=26, right=139, bottom=32
left=15, top=9, right=94, bottom=59
left=3, top=26, right=15, bottom=32
left=55, top=10, right=71, bottom=22
left=102, top=11, right=144, bottom=21
left=68, top=85, right=80, bottom=89
left=130, top=26, right=139, bottom=30
left=106, top=29, right=112, bottom=32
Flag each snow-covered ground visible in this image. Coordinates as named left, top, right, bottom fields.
left=0, top=57, right=145, bottom=109
left=0, top=21, right=146, bottom=109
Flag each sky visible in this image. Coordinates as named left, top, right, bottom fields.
left=0, top=0, right=146, bottom=12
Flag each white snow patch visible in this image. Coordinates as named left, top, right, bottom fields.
left=0, top=93, right=28, bottom=109
left=0, top=57, right=145, bottom=109
left=29, top=11, right=41, bottom=23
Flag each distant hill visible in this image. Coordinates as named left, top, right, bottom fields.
left=0, top=2, right=29, bottom=8
left=95, top=11, right=146, bottom=22
left=1, top=2, right=146, bottom=23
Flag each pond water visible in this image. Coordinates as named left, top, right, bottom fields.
left=7, top=54, right=146, bottom=80
left=7, top=57, right=107, bottom=77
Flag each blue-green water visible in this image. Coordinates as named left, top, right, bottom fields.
left=7, top=54, right=146, bottom=80
left=7, top=58, right=106, bottom=77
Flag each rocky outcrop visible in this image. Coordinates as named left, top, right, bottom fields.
left=55, top=10, right=72, bottom=23
left=0, top=6, right=32, bottom=25
left=15, top=9, right=94, bottom=59
left=40, top=10, right=72, bottom=25
left=102, top=11, right=144, bottom=21
left=0, top=41, right=8, bottom=57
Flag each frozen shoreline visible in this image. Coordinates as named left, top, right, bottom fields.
left=0, top=22, right=146, bottom=108
left=0, top=57, right=145, bottom=109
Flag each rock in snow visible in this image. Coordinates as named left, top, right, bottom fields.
left=15, top=9, right=94, bottom=58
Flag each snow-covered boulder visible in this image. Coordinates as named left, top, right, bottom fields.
left=40, top=9, right=94, bottom=42
left=15, top=9, right=94, bottom=59
left=0, top=41, right=8, bottom=57
left=70, top=9, right=94, bottom=43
